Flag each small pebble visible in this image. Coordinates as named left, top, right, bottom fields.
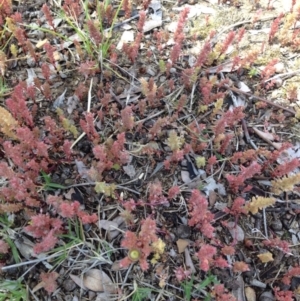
left=175, top=224, right=191, bottom=239
left=271, top=220, right=282, bottom=231
left=274, top=62, right=284, bottom=73
left=63, top=279, right=76, bottom=292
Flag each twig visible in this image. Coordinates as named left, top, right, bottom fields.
left=223, top=85, right=295, bottom=115
left=263, top=69, right=300, bottom=83
left=242, top=119, right=258, bottom=150
left=262, top=208, right=268, bottom=239
left=210, top=15, right=279, bottom=47
left=136, top=110, right=164, bottom=124
left=189, top=81, right=197, bottom=112
left=87, top=77, right=93, bottom=113
left=105, top=13, right=141, bottom=32
left=1, top=249, right=74, bottom=271
left=71, top=78, right=94, bottom=149
left=251, top=127, right=281, bottom=150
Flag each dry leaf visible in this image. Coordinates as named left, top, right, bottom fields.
left=184, top=248, right=196, bottom=273
left=53, top=51, right=60, bottom=61
left=98, top=220, right=119, bottom=231
left=53, top=88, right=67, bottom=109
left=116, top=30, right=134, bottom=50
left=111, top=260, right=124, bottom=271
left=14, top=235, right=38, bottom=259
left=227, top=222, right=245, bottom=241
left=257, top=252, right=274, bottom=263
left=176, top=239, right=189, bottom=253
left=252, top=127, right=275, bottom=142
left=181, top=170, right=191, bottom=183
left=83, top=269, right=117, bottom=293
left=70, top=274, right=87, bottom=290
left=244, top=286, right=256, bottom=301
left=95, top=292, right=112, bottom=301
left=63, top=187, right=75, bottom=200
left=98, top=220, right=120, bottom=241
left=32, top=281, right=46, bottom=293
left=36, top=39, right=48, bottom=49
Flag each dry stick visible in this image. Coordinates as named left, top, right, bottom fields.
left=105, top=13, right=141, bottom=32
left=223, top=85, right=296, bottom=116
left=263, top=69, right=300, bottom=84
left=135, top=110, right=164, bottom=124
left=220, top=72, right=259, bottom=150
left=251, top=126, right=282, bottom=150
left=262, top=207, right=268, bottom=239
left=242, top=119, right=258, bottom=150
left=71, top=78, right=93, bottom=149
left=210, top=15, right=279, bottom=47
left=1, top=249, right=76, bottom=271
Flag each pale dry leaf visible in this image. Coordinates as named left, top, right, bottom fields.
left=227, top=222, right=244, bottom=242
left=176, top=239, right=189, bottom=253
left=249, top=28, right=271, bottom=35
left=83, top=269, right=117, bottom=293
left=70, top=274, right=87, bottom=290
left=111, top=260, right=124, bottom=271
left=63, top=187, right=75, bottom=200
left=272, top=142, right=282, bottom=150
left=98, top=220, right=119, bottom=232
left=123, top=164, right=136, bottom=178
left=36, top=39, right=48, bottom=49
left=206, top=60, right=239, bottom=73
left=116, top=31, right=134, bottom=50
left=32, top=281, right=46, bottom=293
left=143, top=0, right=162, bottom=32
left=204, top=177, right=226, bottom=196
left=109, top=216, right=126, bottom=240
left=14, top=235, right=38, bottom=259
left=112, top=216, right=125, bottom=226
left=75, top=159, right=92, bottom=181
left=173, top=4, right=215, bottom=18
left=121, top=24, right=132, bottom=30
left=184, top=248, right=196, bottom=273
left=144, top=19, right=162, bottom=32
left=26, top=68, right=37, bottom=86
left=167, top=22, right=177, bottom=33
left=239, top=81, right=251, bottom=93
left=53, top=88, right=67, bottom=109
left=149, top=0, right=161, bottom=12
left=244, top=287, right=256, bottom=301
left=58, top=33, right=83, bottom=50
left=231, top=275, right=246, bottom=301
left=260, top=291, right=275, bottom=301
left=53, top=18, right=63, bottom=28
left=181, top=170, right=191, bottom=183
left=53, top=51, right=60, bottom=61
left=67, top=95, right=79, bottom=114
left=98, top=220, right=120, bottom=240
left=95, top=292, right=112, bottom=301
